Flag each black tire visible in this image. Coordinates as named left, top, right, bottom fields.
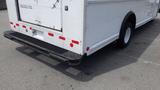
left=117, top=22, right=134, bottom=48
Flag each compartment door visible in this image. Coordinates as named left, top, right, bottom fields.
left=18, top=0, right=62, bottom=31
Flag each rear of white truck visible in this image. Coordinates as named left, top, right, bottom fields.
left=4, top=0, right=85, bottom=63
left=5, top=0, right=160, bottom=65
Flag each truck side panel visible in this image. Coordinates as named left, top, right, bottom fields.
left=84, top=0, right=159, bottom=55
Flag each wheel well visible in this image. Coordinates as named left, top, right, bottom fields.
left=128, top=13, right=136, bottom=28
left=123, top=11, right=136, bottom=28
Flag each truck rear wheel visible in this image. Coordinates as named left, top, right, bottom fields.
left=117, top=22, right=134, bottom=48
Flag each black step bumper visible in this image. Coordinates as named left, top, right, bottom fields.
left=4, top=31, right=83, bottom=61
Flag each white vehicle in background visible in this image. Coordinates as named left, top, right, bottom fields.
left=4, top=0, right=160, bottom=65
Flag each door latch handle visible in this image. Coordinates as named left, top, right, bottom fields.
left=65, top=6, right=69, bottom=11
left=52, top=0, right=59, bottom=9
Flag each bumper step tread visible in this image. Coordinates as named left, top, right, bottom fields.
left=4, top=31, right=83, bottom=61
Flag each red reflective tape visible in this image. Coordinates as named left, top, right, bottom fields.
left=72, top=40, right=79, bottom=45
left=29, top=27, right=32, bottom=30
left=48, top=32, right=54, bottom=37
left=70, top=43, right=74, bottom=47
left=59, top=36, right=66, bottom=40
left=16, top=23, right=19, bottom=26
left=22, top=25, right=26, bottom=28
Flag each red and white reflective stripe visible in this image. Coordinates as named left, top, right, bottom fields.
left=9, top=22, right=81, bottom=49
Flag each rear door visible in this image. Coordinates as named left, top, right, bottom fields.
left=18, top=0, right=62, bottom=31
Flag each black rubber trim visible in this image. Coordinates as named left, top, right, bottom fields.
left=15, top=0, right=21, bottom=21
left=4, top=31, right=83, bottom=61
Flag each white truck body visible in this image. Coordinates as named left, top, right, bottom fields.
left=6, top=0, right=160, bottom=57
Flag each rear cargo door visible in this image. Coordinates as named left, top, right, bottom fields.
left=18, top=0, right=62, bottom=31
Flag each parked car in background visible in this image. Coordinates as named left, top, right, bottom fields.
left=0, top=0, right=6, bottom=10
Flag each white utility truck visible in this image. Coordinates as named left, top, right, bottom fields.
left=4, top=0, right=160, bottom=64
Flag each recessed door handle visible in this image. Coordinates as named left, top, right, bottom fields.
left=65, top=6, right=69, bottom=11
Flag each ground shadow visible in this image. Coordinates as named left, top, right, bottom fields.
left=16, top=18, right=160, bottom=82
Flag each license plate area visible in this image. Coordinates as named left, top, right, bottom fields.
left=32, top=29, right=44, bottom=40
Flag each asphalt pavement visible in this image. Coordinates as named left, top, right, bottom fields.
left=0, top=10, right=160, bottom=90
